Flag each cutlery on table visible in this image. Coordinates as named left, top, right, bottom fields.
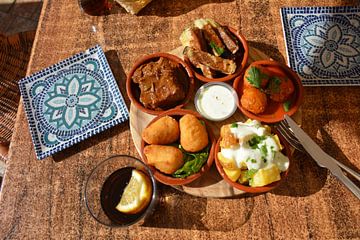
left=282, top=115, right=360, bottom=199
left=275, top=119, right=360, bottom=182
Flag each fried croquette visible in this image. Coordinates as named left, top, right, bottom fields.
left=269, top=77, right=294, bottom=102
left=179, top=114, right=209, bottom=152
left=144, top=145, right=184, bottom=174
left=240, top=87, right=267, bottom=114
left=243, top=65, right=270, bottom=89
left=220, top=124, right=238, bottom=148
left=142, top=116, right=180, bottom=145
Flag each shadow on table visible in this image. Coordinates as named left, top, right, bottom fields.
left=248, top=41, right=285, bottom=62
left=273, top=126, right=360, bottom=197
left=105, top=50, right=131, bottom=108
left=136, top=0, right=235, bottom=17
left=320, top=122, right=360, bottom=185
left=83, top=0, right=235, bottom=17
left=52, top=120, right=129, bottom=162
left=142, top=185, right=256, bottom=231
left=272, top=87, right=360, bottom=196
left=52, top=50, right=129, bottom=162
left=270, top=150, right=328, bottom=197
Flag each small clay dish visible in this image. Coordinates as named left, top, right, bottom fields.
left=215, top=128, right=291, bottom=193
left=184, top=26, right=249, bottom=83
left=126, top=53, right=194, bottom=115
left=140, top=109, right=216, bottom=186
left=233, top=60, right=304, bottom=123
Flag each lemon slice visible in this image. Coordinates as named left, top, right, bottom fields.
left=116, top=169, right=152, bottom=214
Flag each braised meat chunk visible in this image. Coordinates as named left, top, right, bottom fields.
left=132, top=57, right=188, bottom=110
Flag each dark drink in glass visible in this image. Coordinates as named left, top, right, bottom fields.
left=84, top=155, right=157, bottom=227
left=100, top=167, right=151, bottom=225
left=79, top=0, right=113, bottom=16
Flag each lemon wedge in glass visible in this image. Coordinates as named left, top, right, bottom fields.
left=116, top=169, right=152, bottom=214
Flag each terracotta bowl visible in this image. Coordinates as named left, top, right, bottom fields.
left=233, top=60, right=304, bottom=123
left=126, top=53, right=194, bottom=115
left=215, top=128, right=292, bottom=193
left=140, top=109, right=216, bottom=186
left=185, top=26, right=249, bottom=83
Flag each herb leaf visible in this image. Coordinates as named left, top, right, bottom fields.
left=260, top=145, right=268, bottom=157
left=246, top=66, right=268, bottom=89
left=267, top=76, right=282, bottom=93
left=248, top=135, right=266, bottom=149
left=172, top=145, right=210, bottom=178
left=283, top=100, right=292, bottom=112
left=245, top=169, right=258, bottom=179
left=230, top=123, right=238, bottom=128
left=209, top=41, right=224, bottom=56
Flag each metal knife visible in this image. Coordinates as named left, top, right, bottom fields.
left=284, top=115, right=360, bottom=200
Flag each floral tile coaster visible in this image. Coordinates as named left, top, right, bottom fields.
left=19, top=45, right=129, bottom=159
left=281, top=6, right=360, bottom=86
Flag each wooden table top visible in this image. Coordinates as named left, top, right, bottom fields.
left=1, top=0, right=359, bottom=239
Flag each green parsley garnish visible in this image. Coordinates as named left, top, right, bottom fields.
left=251, top=159, right=257, bottom=163
left=246, top=66, right=268, bottom=89
left=245, top=169, right=258, bottom=179
left=248, top=135, right=266, bottom=149
left=230, top=123, right=238, bottom=128
left=283, top=100, right=292, bottom=112
left=260, top=144, right=268, bottom=157
left=209, top=41, right=224, bottom=56
left=267, top=76, right=282, bottom=93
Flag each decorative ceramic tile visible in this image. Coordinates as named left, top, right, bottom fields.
left=19, top=45, right=129, bottom=159
left=281, top=6, right=360, bottom=86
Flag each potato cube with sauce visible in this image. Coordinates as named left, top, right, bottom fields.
left=251, top=164, right=281, bottom=187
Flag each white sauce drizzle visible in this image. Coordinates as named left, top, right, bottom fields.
left=221, top=120, right=289, bottom=171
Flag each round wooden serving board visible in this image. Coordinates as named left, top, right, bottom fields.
left=129, top=47, right=302, bottom=198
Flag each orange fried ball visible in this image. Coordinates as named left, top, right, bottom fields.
left=240, top=87, right=267, bottom=114
left=243, top=65, right=270, bottom=89
left=269, top=77, right=295, bottom=102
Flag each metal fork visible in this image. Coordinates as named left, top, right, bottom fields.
left=275, top=120, right=360, bottom=182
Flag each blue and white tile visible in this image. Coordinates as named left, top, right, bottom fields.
left=281, top=6, right=360, bottom=86
left=19, top=45, right=129, bottom=159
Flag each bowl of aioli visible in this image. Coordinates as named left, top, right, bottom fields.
left=194, top=82, right=238, bottom=121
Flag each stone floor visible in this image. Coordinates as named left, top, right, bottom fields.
left=0, top=0, right=42, bottom=36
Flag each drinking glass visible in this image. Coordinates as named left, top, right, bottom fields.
left=78, top=0, right=113, bottom=16
left=84, top=155, right=158, bottom=227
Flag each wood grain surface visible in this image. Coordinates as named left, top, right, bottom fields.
left=0, top=0, right=359, bottom=239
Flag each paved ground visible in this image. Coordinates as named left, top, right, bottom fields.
left=0, top=0, right=42, bottom=184
left=0, top=0, right=42, bottom=36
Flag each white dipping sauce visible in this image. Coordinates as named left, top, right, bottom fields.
left=196, top=84, right=236, bottom=121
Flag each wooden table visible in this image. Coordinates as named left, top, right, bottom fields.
left=1, top=0, right=359, bottom=239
